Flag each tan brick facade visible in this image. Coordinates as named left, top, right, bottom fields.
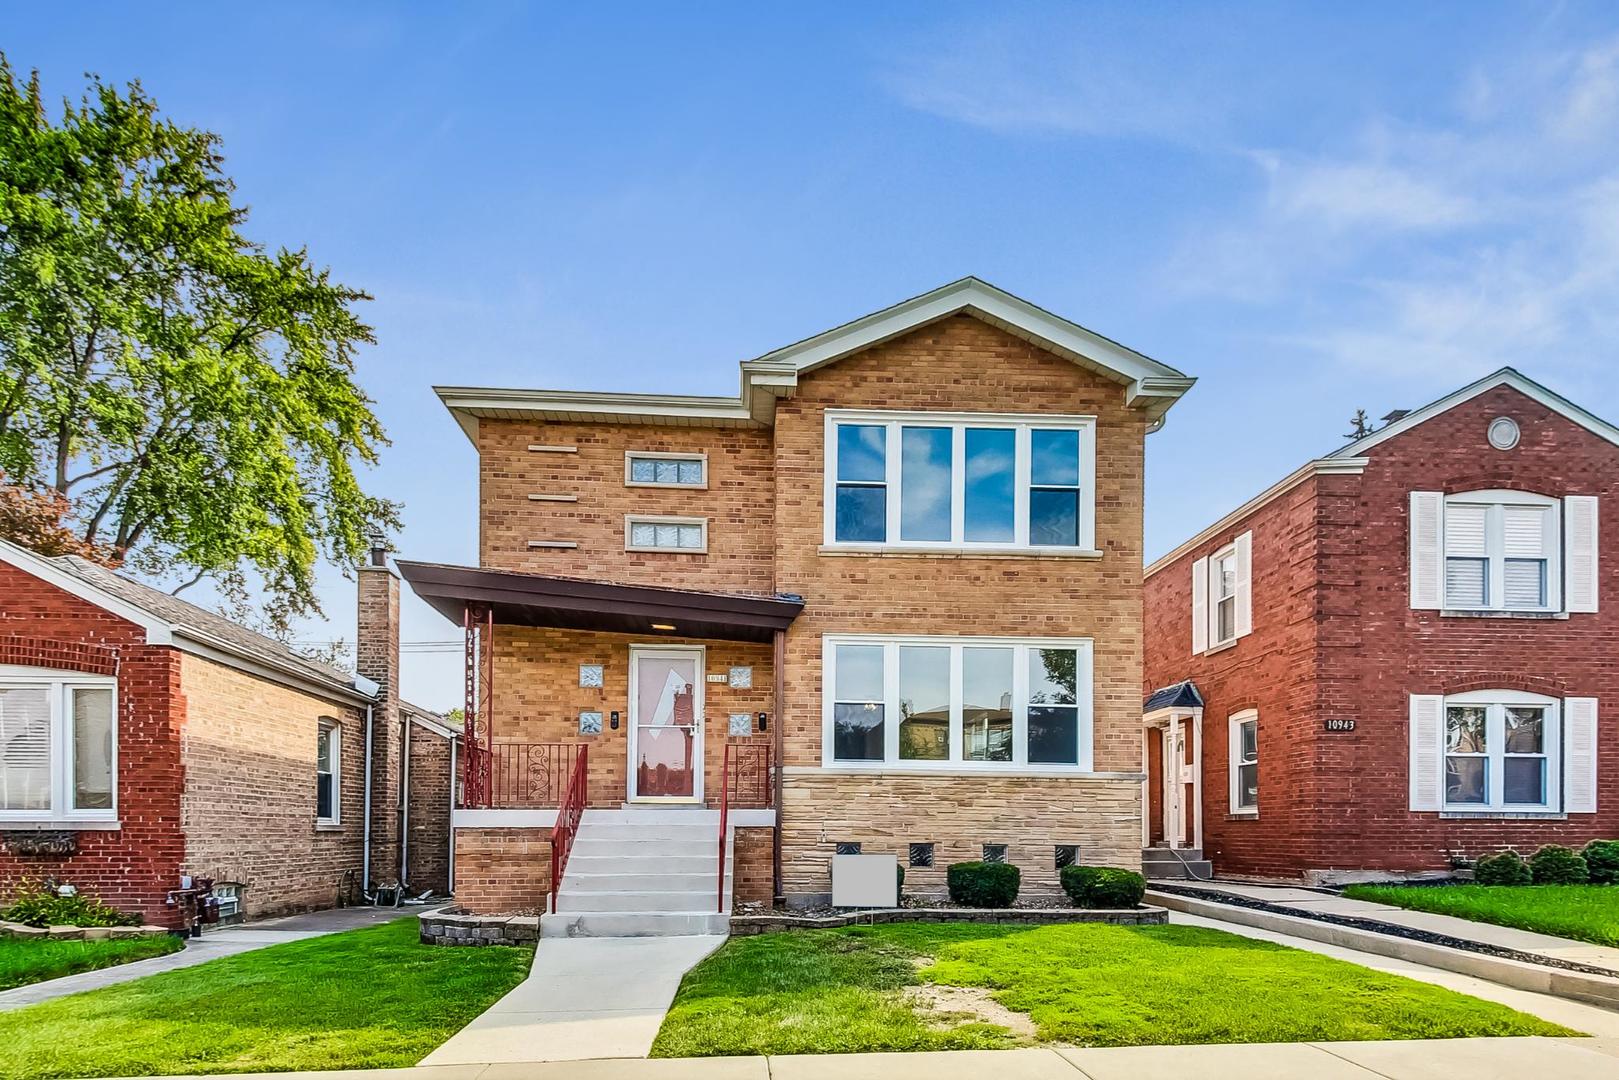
left=455, top=827, right=551, bottom=913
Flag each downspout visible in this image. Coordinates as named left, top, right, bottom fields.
left=447, top=734, right=458, bottom=894
left=362, top=702, right=374, bottom=896
left=772, top=627, right=785, bottom=905
left=399, top=715, right=413, bottom=891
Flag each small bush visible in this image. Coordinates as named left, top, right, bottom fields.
left=1582, top=840, right=1619, bottom=885
left=1529, top=844, right=1589, bottom=885
left=896, top=863, right=905, bottom=897
left=1061, top=866, right=1146, bottom=908
left=1472, top=850, right=1532, bottom=886
left=946, top=861, right=1020, bottom=907
left=1, top=878, right=141, bottom=928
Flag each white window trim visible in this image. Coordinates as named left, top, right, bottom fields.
left=822, top=409, right=1098, bottom=555
left=0, top=667, right=118, bottom=824
left=624, top=451, right=707, bottom=489
left=1210, top=543, right=1238, bottom=649
left=316, top=721, right=341, bottom=826
left=1228, top=709, right=1258, bottom=817
left=1438, top=689, right=1561, bottom=813
left=820, top=633, right=1094, bottom=772
left=624, top=514, right=710, bottom=554
left=1191, top=531, right=1252, bottom=654
left=1441, top=489, right=1561, bottom=613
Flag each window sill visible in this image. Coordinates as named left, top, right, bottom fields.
left=1438, top=810, right=1566, bottom=820
left=1202, top=638, right=1239, bottom=656
left=0, top=819, right=121, bottom=831
left=1439, top=609, right=1569, bottom=620
left=1227, top=810, right=1259, bottom=820
left=314, top=822, right=344, bottom=832
left=819, top=544, right=1104, bottom=560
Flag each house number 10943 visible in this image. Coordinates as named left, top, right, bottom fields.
left=1323, top=718, right=1356, bottom=732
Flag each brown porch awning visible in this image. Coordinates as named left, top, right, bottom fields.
left=396, top=560, right=803, bottom=643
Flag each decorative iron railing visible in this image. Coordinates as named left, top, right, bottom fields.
left=549, top=745, right=589, bottom=914
left=485, top=742, right=589, bottom=808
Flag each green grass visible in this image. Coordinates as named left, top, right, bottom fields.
left=1344, top=883, right=1619, bottom=948
left=0, top=935, right=182, bottom=991
left=0, top=917, right=532, bottom=1079
left=651, top=922, right=1574, bottom=1056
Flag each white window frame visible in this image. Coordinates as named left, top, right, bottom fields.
left=1439, top=689, right=1560, bottom=812
left=822, top=410, right=1098, bottom=554
left=1228, top=710, right=1258, bottom=816
left=316, top=721, right=341, bottom=825
left=821, top=634, right=1094, bottom=772
left=1441, top=490, right=1561, bottom=613
left=624, top=451, right=707, bottom=489
left=0, top=666, right=118, bottom=824
left=1210, top=544, right=1238, bottom=648
left=624, top=514, right=709, bottom=554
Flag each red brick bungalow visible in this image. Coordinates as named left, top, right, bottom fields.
left=1143, top=369, right=1615, bottom=884
left=0, top=539, right=457, bottom=926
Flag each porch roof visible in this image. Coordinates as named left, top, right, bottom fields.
left=1144, top=679, right=1203, bottom=713
left=396, top=560, right=804, bottom=643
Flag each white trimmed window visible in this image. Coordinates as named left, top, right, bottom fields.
left=625, top=452, right=706, bottom=488
left=1407, top=690, right=1593, bottom=813
left=1190, top=532, right=1252, bottom=653
left=1410, top=490, right=1598, bottom=613
left=823, top=635, right=1093, bottom=770
left=316, top=722, right=340, bottom=824
left=824, top=411, right=1097, bottom=552
left=1229, top=710, right=1258, bottom=815
left=625, top=515, right=708, bottom=553
left=0, top=669, right=116, bottom=822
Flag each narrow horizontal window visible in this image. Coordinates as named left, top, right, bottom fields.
left=626, top=453, right=705, bottom=487
left=835, top=841, right=862, bottom=856
left=626, top=516, right=707, bottom=552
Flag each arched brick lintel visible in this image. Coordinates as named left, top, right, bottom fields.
left=1440, top=673, right=1570, bottom=697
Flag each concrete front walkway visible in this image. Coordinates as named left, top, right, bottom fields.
left=0, top=904, right=411, bottom=1012
left=420, top=935, right=727, bottom=1065
left=129, top=1037, right=1619, bottom=1080
left=1164, top=880, right=1619, bottom=970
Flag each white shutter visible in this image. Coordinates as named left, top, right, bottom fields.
left=1191, top=556, right=1209, bottom=654
left=1565, top=697, right=1598, bottom=813
left=1408, top=694, right=1444, bottom=811
left=1565, top=496, right=1599, bottom=613
left=1234, top=531, right=1253, bottom=639
left=1409, top=492, right=1445, bottom=609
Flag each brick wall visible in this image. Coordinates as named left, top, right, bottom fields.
left=405, top=721, right=454, bottom=893
left=732, top=825, right=774, bottom=906
left=178, top=653, right=369, bottom=918
left=0, top=562, right=186, bottom=927
left=356, top=563, right=403, bottom=887
left=454, top=826, right=551, bottom=913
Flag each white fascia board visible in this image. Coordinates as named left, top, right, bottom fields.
left=1145, top=458, right=1369, bottom=578
left=0, top=540, right=173, bottom=645
left=1330, top=367, right=1619, bottom=458
left=435, top=385, right=762, bottom=442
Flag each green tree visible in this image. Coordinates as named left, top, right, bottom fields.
left=0, top=58, right=398, bottom=632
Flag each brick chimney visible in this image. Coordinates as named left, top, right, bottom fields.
left=356, top=538, right=403, bottom=888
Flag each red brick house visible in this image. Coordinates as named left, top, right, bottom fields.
left=1143, top=369, right=1614, bottom=884
left=401, top=277, right=1196, bottom=934
left=0, top=539, right=457, bottom=926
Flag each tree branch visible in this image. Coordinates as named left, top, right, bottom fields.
left=170, top=569, right=209, bottom=596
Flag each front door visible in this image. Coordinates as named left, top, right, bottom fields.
left=628, top=647, right=704, bottom=803
left=1161, top=725, right=1185, bottom=847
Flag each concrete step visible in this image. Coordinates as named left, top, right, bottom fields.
left=566, top=854, right=717, bottom=875
left=1142, top=846, right=1203, bottom=862
left=557, top=889, right=722, bottom=913
left=541, top=910, right=730, bottom=938
left=1143, top=859, right=1214, bottom=881
left=585, top=807, right=720, bottom=824
left=576, top=823, right=721, bottom=841
left=568, top=838, right=715, bottom=859
left=564, top=871, right=728, bottom=893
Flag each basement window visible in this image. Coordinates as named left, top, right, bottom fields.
left=908, top=843, right=934, bottom=868
left=982, top=844, right=1007, bottom=864
left=835, top=841, right=862, bottom=856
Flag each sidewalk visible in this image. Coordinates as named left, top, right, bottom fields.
left=126, top=1037, right=1619, bottom=1080
left=0, top=905, right=409, bottom=1011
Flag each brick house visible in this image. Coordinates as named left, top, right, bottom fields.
left=1142, top=369, right=1614, bottom=884
left=0, top=539, right=457, bottom=926
left=399, top=277, right=1195, bottom=933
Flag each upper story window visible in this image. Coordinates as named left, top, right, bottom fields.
left=824, top=411, right=1096, bottom=553
left=1409, top=490, right=1602, bottom=614
left=824, top=634, right=1093, bottom=770
left=625, top=514, right=708, bottom=553
left=1190, top=532, right=1252, bottom=654
left=0, top=670, right=116, bottom=822
left=625, top=452, right=706, bottom=489
left=316, top=722, right=340, bottom=825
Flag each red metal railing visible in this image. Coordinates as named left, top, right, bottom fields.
left=487, top=742, right=588, bottom=807
left=717, top=743, right=773, bottom=912
left=549, top=745, right=589, bottom=914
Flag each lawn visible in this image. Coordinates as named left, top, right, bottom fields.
left=650, top=922, right=1573, bottom=1056
left=0, top=935, right=183, bottom=991
left=0, top=917, right=532, bottom=1079
left=1343, top=883, right=1619, bottom=948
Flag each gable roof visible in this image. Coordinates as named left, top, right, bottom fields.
left=1144, top=680, right=1203, bottom=712
left=0, top=539, right=377, bottom=705
left=436, top=277, right=1195, bottom=439
left=1328, top=367, right=1619, bottom=459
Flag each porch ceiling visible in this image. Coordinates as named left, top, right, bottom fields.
left=396, top=560, right=804, bottom=643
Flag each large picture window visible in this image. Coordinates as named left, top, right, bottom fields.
left=825, top=411, right=1096, bottom=552
left=0, top=672, right=116, bottom=822
left=823, top=636, right=1093, bottom=769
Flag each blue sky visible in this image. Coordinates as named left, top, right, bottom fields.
left=11, top=3, right=1619, bottom=708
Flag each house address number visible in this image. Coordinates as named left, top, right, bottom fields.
left=1323, top=718, right=1356, bottom=732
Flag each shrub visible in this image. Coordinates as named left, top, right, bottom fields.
left=1529, top=844, right=1589, bottom=885
left=1472, top=850, right=1532, bottom=886
left=946, top=861, right=1019, bottom=907
left=896, top=863, right=905, bottom=897
left=1, top=878, right=141, bottom=928
left=1060, top=866, right=1146, bottom=908
left=1583, top=840, right=1619, bottom=885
